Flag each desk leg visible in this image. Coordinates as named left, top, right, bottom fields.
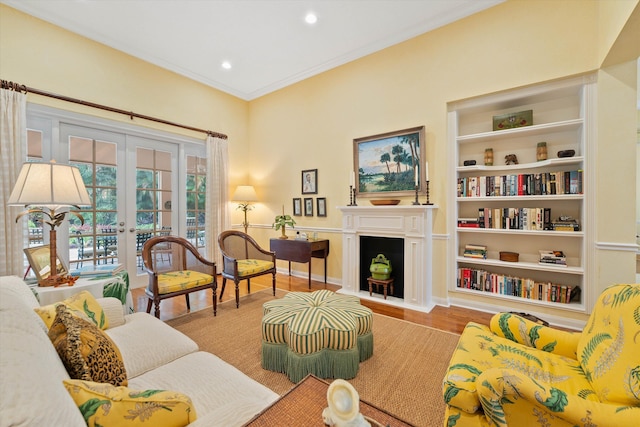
left=288, top=261, right=291, bottom=276
left=324, top=257, right=327, bottom=284
left=308, top=262, right=311, bottom=289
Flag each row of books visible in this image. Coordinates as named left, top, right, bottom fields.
left=539, top=250, right=567, bottom=267
left=458, top=208, right=580, bottom=231
left=456, top=267, right=578, bottom=304
left=69, top=263, right=124, bottom=277
left=457, top=170, right=583, bottom=198
left=463, top=244, right=487, bottom=259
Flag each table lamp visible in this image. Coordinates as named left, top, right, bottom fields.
left=232, top=185, right=258, bottom=234
left=8, top=160, right=92, bottom=287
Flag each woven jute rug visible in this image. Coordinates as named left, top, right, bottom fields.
left=167, top=289, right=460, bottom=427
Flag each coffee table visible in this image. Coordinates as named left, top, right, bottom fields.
left=243, top=374, right=414, bottom=426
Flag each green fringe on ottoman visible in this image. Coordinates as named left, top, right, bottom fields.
left=261, top=341, right=289, bottom=373
left=358, top=331, right=374, bottom=361
left=262, top=335, right=374, bottom=383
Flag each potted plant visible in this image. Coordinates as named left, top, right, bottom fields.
left=273, top=206, right=296, bottom=239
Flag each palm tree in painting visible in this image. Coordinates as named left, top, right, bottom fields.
left=392, top=144, right=406, bottom=173
left=400, top=133, right=420, bottom=174
left=380, top=152, right=391, bottom=174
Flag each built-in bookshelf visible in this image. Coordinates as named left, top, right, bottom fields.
left=448, top=75, right=595, bottom=315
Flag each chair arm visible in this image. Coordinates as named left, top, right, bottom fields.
left=490, top=312, right=580, bottom=359
left=476, top=368, right=640, bottom=427
left=96, top=297, right=126, bottom=328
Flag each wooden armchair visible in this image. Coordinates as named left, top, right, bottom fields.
left=218, top=230, right=276, bottom=308
left=142, top=235, right=217, bottom=318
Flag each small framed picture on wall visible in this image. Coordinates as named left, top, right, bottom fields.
left=304, top=197, right=314, bottom=216
left=302, top=169, right=318, bottom=194
left=317, top=197, right=327, bottom=217
left=293, top=198, right=302, bottom=216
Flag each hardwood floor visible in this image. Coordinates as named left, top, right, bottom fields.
left=131, top=273, right=493, bottom=334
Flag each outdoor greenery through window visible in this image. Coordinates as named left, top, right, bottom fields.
left=186, top=155, right=206, bottom=248
left=68, top=136, right=118, bottom=268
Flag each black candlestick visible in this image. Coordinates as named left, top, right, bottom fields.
left=412, top=184, right=420, bottom=205
left=352, top=187, right=358, bottom=206
left=423, top=180, right=433, bottom=205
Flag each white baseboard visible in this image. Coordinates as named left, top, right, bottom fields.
left=445, top=295, right=586, bottom=331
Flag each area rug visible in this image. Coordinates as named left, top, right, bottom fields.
left=167, top=290, right=460, bottom=426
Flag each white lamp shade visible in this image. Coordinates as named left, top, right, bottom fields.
left=232, top=185, right=258, bottom=202
left=8, top=161, right=92, bottom=208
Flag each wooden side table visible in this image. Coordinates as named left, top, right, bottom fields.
left=367, top=277, right=394, bottom=300
left=269, top=238, right=329, bottom=288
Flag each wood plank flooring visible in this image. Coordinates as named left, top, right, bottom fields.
left=132, top=273, right=493, bottom=334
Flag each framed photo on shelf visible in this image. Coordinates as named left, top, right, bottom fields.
left=293, top=198, right=302, bottom=216
left=302, top=169, right=318, bottom=194
left=24, top=244, right=68, bottom=282
left=304, top=197, right=314, bottom=216
left=317, top=197, right=327, bottom=217
left=353, top=126, right=425, bottom=198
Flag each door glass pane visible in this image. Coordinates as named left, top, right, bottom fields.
left=135, top=148, right=173, bottom=269
left=68, top=136, right=119, bottom=269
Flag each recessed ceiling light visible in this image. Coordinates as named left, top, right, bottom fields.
left=305, top=12, right=317, bottom=25
left=221, top=61, right=232, bottom=70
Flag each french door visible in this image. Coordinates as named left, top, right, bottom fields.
left=59, top=124, right=180, bottom=287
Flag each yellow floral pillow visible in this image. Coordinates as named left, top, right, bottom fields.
left=63, top=379, right=197, bottom=427
left=34, top=290, right=108, bottom=330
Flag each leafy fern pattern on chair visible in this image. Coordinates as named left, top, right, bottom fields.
left=443, top=284, right=640, bottom=426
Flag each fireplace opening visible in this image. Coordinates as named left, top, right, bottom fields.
left=359, top=236, right=404, bottom=299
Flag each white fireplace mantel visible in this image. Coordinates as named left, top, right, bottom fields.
left=337, top=204, right=437, bottom=312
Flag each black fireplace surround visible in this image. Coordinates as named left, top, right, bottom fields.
left=358, top=235, right=404, bottom=299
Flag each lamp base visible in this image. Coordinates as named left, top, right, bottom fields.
left=39, top=275, right=78, bottom=287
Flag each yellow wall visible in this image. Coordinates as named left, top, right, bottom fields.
left=0, top=5, right=251, bottom=183
left=1, top=1, right=638, bottom=319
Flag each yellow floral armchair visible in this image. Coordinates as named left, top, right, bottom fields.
left=442, top=284, right=640, bottom=426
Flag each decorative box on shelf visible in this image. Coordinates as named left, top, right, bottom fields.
left=492, top=110, right=533, bottom=131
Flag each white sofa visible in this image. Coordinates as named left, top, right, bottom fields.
left=0, top=275, right=279, bottom=426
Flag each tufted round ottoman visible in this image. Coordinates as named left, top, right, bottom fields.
left=261, top=290, right=373, bottom=383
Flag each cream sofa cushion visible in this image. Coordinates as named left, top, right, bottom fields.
left=128, top=351, right=278, bottom=427
left=105, top=312, right=199, bottom=378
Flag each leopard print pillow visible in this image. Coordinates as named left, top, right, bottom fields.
left=49, top=304, right=127, bottom=386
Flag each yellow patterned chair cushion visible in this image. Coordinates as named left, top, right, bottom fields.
left=156, top=271, right=214, bottom=295
left=237, top=259, right=274, bottom=277
left=261, top=289, right=373, bottom=383
left=49, top=304, right=127, bottom=386
left=443, top=284, right=640, bottom=427
left=64, top=379, right=196, bottom=427
left=34, top=290, right=108, bottom=330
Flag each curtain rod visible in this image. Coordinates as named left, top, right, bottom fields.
left=1, top=79, right=228, bottom=140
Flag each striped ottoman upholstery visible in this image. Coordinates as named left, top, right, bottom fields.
left=261, top=289, right=373, bottom=382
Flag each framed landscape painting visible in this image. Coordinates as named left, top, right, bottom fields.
left=353, top=126, right=425, bottom=198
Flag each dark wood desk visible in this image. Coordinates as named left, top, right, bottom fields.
left=270, top=238, right=329, bottom=288
left=244, top=374, right=413, bottom=426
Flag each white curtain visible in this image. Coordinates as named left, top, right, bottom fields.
left=0, top=88, right=27, bottom=276
left=205, top=135, right=229, bottom=266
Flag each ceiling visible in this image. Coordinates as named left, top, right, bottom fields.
left=3, top=0, right=503, bottom=100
